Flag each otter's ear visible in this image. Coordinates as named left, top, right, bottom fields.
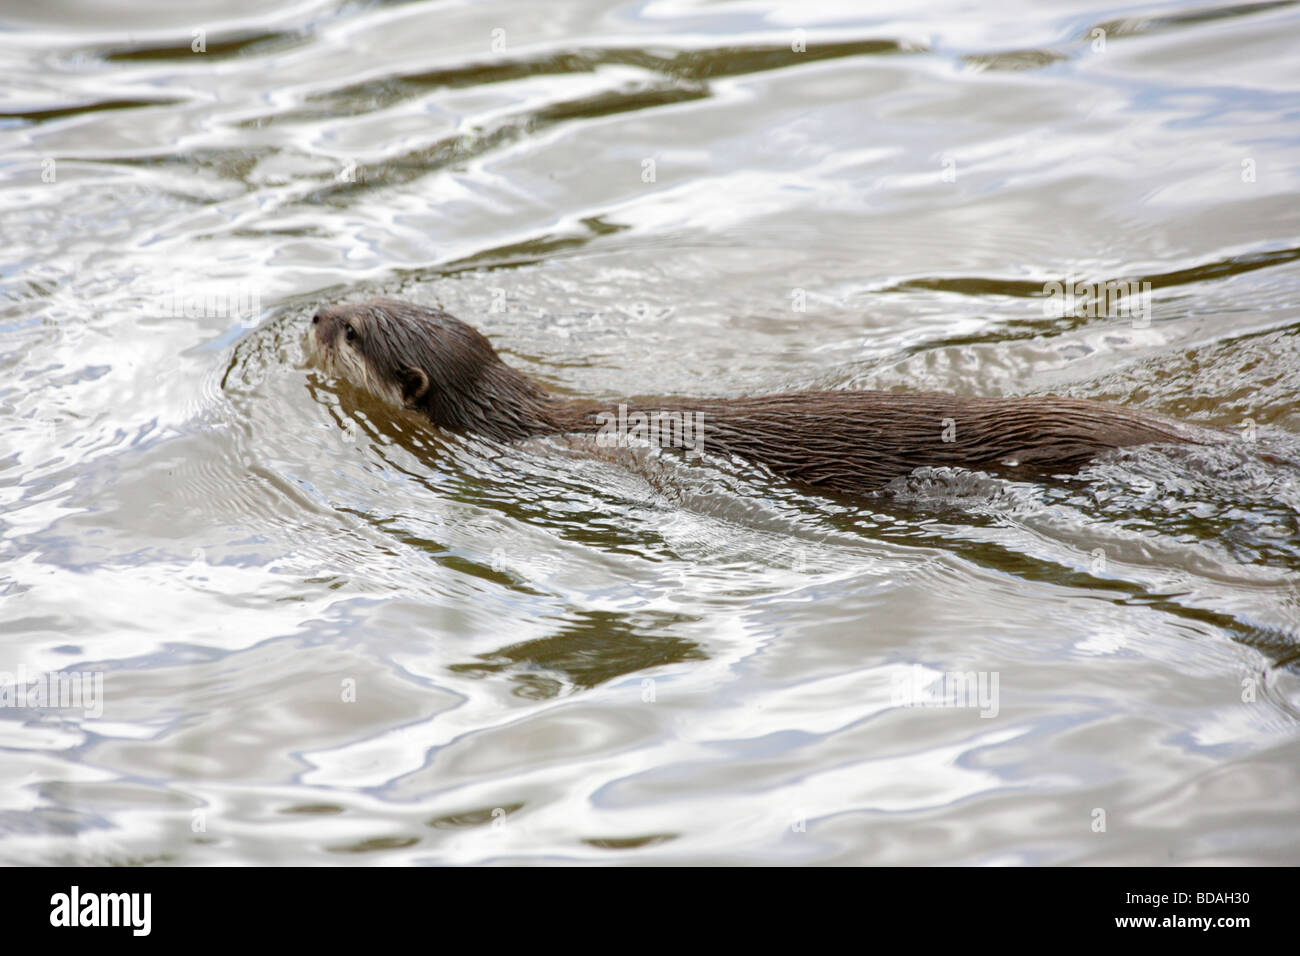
left=398, top=365, right=430, bottom=406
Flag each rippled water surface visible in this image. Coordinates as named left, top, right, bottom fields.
left=3, top=0, right=1300, bottom=865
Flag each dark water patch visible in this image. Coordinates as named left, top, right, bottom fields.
left=427, top=802, right=524, bottom=829
left=279, top=803, right=344, bottom=814
left=882, top=246, right=1300, bottom=303
left=285, top=38, right=917, bottom=122
left=1089, top=0, right=1298, bottom=40
left=449, top=609, right=707, bottom=696
left=103, top=29, right=303, bottom=63
left=962, top=49, right=1068, bottom=72
left=1, top=97, right=185, bottom=125
left=583, top=833, right=677, bottom=849
left=327, top=834, right=421, bottom=853
left=430, top=222, right=633, bottom=276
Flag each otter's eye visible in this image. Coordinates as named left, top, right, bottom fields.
left=344, top=323, right=357, bottom=342
left=311, top=312, right=320, bottom=325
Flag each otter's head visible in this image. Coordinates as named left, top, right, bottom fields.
left=308, top=298, right=553, bottom=441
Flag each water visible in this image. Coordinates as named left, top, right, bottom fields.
left=2, top=0, right=1299, bottom=864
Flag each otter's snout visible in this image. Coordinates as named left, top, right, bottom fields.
left=307, top=308, right=348, bottom=367
left=305, top=308, right=344, bottom=380
left=308, top=309, right=332, bottom=355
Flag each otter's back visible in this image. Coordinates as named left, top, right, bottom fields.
left=559, top=391, right=1216, bottom=493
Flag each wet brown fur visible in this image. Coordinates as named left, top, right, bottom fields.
left=309, top=298, right=1218, bottom=493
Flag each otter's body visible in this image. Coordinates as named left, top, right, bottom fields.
left=308, top=298, right=1217, bottom=494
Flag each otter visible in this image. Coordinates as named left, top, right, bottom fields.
left=306, top=297, right=1221, bottom=494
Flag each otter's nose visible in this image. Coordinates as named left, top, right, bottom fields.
left=309, top=311, right=329, bottom=352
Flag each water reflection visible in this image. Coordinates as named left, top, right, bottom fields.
left=450, top=609, right=706, bottom=698
left=2, top=0, right=1299, bottom=865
